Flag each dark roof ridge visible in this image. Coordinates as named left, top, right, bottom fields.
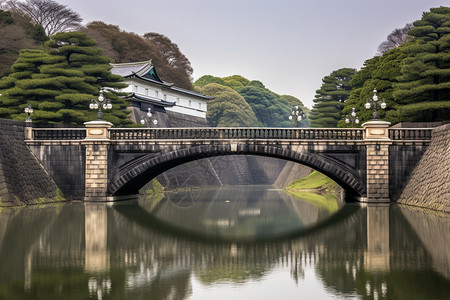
left=122, top=92, right=176, bottom=107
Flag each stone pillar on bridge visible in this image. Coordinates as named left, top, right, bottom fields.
left=362, top=121, right=392, bottom=202
left=83, top=121, right=112, bottom=201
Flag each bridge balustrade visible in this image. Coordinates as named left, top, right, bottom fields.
left=108, top=128, right=364, bottom=140
left=32, top=128, right=86, bottom=140
left=388, top=128, right=433, bottom=140
left=28, top=127, right=434, bottom=142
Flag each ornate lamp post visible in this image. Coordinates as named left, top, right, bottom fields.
left=345, top=107, right=360, bottom=127
left=140, top=107, right=158, bottom=127
left=24, top=104, right=33, bottom=122
left=365, top=88, right=386, bottom=120
left=289, top=106, right=305, bottom=127
left=89, top=90, right=112, bottom=120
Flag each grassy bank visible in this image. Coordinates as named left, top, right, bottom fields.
left=286, top=170, right=337, bottom=192
left=285, top=171, right=341, bottom=212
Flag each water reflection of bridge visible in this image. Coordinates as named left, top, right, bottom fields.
left=0, top=203, right=448, bottom=299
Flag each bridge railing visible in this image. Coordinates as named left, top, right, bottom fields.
left=28, top=127, right=434, bottom=141
left=108, top=128, right=364, bottom=140
left=32, top=128, right=86, bottom=140
left=388, top=128, right=433, bottom=140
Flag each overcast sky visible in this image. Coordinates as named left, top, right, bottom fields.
left=57, top=0, right=449, bottom=108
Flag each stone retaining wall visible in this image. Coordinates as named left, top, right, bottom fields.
left=0, top=119, right=59, bottom=206
left=274, top=161, right=312, bottom=188
left=155, top=155, right=289, bottom=190
left=397, top=124, right=450, bottom=212
left=27, top=142, right=85, bottom=200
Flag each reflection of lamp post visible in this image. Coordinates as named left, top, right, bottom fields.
left=288, top=106, right=305, bottom=127
left=365, top=89, right=386, bottom=120
left=89, top=90, right=112, bottom=120
left=345, top=107, right=360, bottom=127
left=24, top=104, right=33, bottom=122
left=140, top=107, right=158, bottom=127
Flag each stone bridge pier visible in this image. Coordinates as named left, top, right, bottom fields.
left=83, top=121, right=113, bottom=202
left=362, top=121, right=392, bottom=202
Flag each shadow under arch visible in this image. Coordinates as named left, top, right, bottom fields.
left=112, top=199, right=362, bottom=244
left=109, top=144, right=366, bottom=200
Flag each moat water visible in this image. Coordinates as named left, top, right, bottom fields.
left=0, top=185, right=449, bottom=299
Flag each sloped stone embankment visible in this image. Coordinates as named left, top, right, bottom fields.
left=397, top=124, right=450, bottom=212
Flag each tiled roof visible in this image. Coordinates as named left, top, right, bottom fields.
left=110, top=61, right=151, bottom=77
left=111, top=60, right=215, bottom=100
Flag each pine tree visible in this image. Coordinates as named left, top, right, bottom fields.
left=0, top=32, right=132, bottom=126
left=309, top=68, right=356, bottom=127
left=393, top=6, right=450, bottom=121
left=339, top=46, right=407, bottom=127
left=0, top=49, right=56, bottom=120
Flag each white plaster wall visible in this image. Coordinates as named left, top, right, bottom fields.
left=121, top=78, right=207, bottom=119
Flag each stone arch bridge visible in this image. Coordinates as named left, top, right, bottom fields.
left=25, top=121, right=432, bottom=202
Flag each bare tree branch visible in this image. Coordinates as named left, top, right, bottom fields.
left=6, top=0, right=82, bottom=36
left=377, top=23, right=413, bottom=55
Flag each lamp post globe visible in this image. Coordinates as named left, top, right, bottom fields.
left=345, top=107, right=359, bottom=128
left=365, top=88, right=387, bottom=120
left=289, top=105, right=305, bottom=128
left=90, top=90, right=112, bottom=120
left=140, top=108, right=158, bottom=127
left=24, top=104, right=33, bottom=122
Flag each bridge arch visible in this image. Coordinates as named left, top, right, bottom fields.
left=109, top=143, right=366, bottom=199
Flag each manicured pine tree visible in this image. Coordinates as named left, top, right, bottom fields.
left=393, top=6, right=450, bottom=121
left=0, top=49, right=57, bottom=120
left=42, top=31, right=131, bottom=125
left=338, top=57, right=379, bottom=127
left=309, top=68, right=356, bottom=127
left=339, top=46, right=407, bottom=127
left=0, top=31, right=132, bottom=126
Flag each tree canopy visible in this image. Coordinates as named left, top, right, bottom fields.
left=338, top=46, right=407, bottom=127
left=0, top=9, right=47, bottom=77
left=194, top=75, right=309, bottom=127
left=6, top=0, right=82, bottom=36
left=196, top=83, right=259, bottom=127
left=82, top=22, right=194, bottom=90
left=392, top=6, right=450, bottom=121
left=377, top=23, right=413, bottom=55
left=239, top=85, right=290, bottom=127
left=335, top=6, right=450, bottom=127
left=0, top=32, right=131, bottom=126
left=309, top=68, right=356, bottom=127
left=143, top=32, right=193, bottom=89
